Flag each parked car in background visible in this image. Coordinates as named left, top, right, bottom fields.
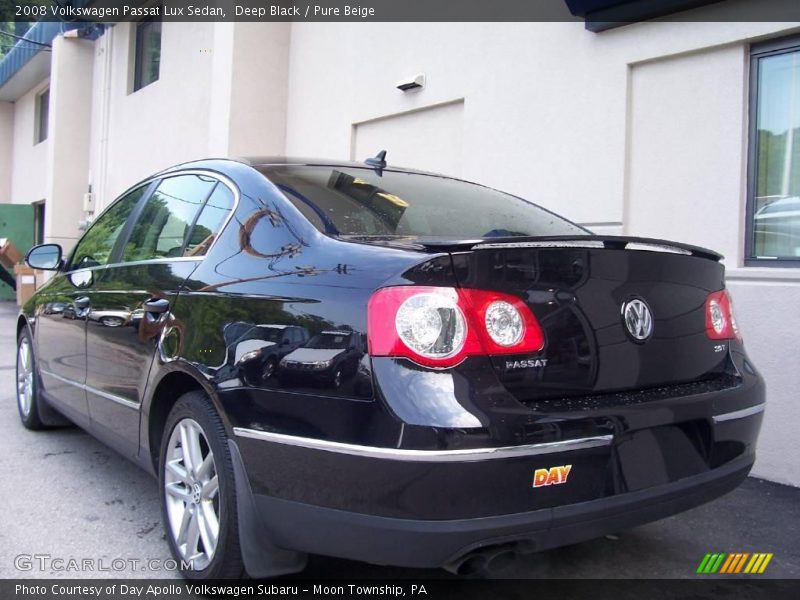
left=226, top=322, right=309, bottom=384
left=60, top=302, right=81, bottom=320
left=87, top=308, right=131, bottom=328
left=279, top=330, right=363, bottom=389
left=16, top=157, right=764, bottom=579
left=753, top=196, right=800, bottom=258
left=42, top=302, right=66, bottom=315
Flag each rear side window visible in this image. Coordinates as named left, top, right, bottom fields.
left=184, top=183, right=236, bottom=256
left=122, top=175, right=234, bottom=262
left=260, top=166, right=587, bottom=238
left=69, top=186, right=147, bottom=270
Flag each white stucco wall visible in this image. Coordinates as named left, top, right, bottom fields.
left=90, top=21, right=290, bottom=211
left=10, top=84, right=48, bottom=206
left=0, top=102, right=13, bottom=204
left=89, top=21, right=216, bottom=210
left=285, top=22, right=628, bottom=229
left=45, top=37, right=95, bottom=249
left=627, top=45, right=747, bottom=260
left=353, top=100, right=465, bottom=176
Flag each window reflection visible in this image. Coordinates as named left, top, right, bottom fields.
left=753, top=47, right=800, bottom=259
left=69, top=186, right=145, bottom=270
left=261, top=165, right=587, bottom=239
left=122, top=175, right=234, bottom=262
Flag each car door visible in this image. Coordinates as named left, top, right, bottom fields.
left=82, top=172, right=236, bottom=453
left=33, top=185, right=148, bottom=422
left=279, top=330, right=295, bottom=358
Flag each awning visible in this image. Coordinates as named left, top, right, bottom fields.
left=0, top=21, right=83, bottom=101
left=564, top=0, right=724, bottom=32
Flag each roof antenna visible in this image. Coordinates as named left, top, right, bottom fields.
left=364, top=150, right=387, bottom=175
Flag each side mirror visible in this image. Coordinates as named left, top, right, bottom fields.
left=281, top=339, right=290, bottom=346
left=26, top=244, right=63, bottom=271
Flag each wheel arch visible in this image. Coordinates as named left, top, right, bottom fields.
left=144, top=363, right=224, bottom=474
left=17, top=314, right=29, bottom=339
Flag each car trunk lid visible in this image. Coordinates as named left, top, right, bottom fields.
left=447, top=237, right=731, bottom=401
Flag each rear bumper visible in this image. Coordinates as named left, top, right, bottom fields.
left=229, top=364, right=765, bottom=572
left=243, top=452, right=753, bottom=568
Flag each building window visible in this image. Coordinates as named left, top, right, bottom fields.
left=747, top=37, right=800, bottom=265
left=133, top=18, right=161, bottom=92
left=35, top=88, right=48, bottom=144
left=33, top=201, right=45, bottom=245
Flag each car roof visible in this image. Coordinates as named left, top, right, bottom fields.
left=161, top=156, right=447, bottom=178
left=246, top=156, right=441, bottom=175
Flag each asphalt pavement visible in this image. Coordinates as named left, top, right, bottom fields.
left=0, top=300, right=798, bottom=581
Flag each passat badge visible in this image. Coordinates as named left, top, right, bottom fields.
left=533, top=465, right=572, bottom=488
left=506, top=358, right=548, bottom=370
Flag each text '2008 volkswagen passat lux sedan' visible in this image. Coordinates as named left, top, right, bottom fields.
left=17, top=156, right=764, bottom=579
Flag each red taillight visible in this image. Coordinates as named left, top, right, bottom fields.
left=705, top=289, right=742, bottom=342
left=368, top=286, right=545, bottom=368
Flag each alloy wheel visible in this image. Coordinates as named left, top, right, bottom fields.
left=262, top=359, right=276, bottom=380
left=163, top=418, right=220, bottom=570
left=16, top=338, right=34, bottom=418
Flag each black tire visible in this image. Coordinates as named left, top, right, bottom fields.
left=331, top=369, right=342, bottom=389
left=159, top=391, right=244, bottom=579
left=16, top=328, right=46, bottom=430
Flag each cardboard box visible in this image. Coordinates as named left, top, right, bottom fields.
left=13, top=264, right=36, bottom=306
left=0, top=238, right=22, bottom=270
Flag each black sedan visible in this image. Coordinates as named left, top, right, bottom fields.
left=16, top=156, right=764, bottom=579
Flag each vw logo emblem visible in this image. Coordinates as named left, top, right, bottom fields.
left=622, top=298, right=653, bottom=342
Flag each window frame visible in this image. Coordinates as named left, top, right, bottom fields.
left=65, top=181, right=156, bottom=272
left=33, top=200, right=45, bottom=245
left=121, top=173, right=219, bottom=263
left=35, top=87, right=49, bottom=144
left=132, top=17, right=162, bottom=92
left=745, top=34, right=800, bottom=267
left=65, top=170, right=239, bottom=272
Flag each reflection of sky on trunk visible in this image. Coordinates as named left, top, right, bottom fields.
left=389, top=364, right=482, bottom=428
left=758, top=50, right=800, bottom=135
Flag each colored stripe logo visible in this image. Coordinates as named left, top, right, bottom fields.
left=696, top=553, right=773, bottom=574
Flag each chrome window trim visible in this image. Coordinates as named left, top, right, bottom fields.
left=40, top=368, right=140, bottom=411
left=65, top=169, right=240, bottom=273
left=232, top=428, right=613, bottom=462
left=712, top=404, right=765, bottom=424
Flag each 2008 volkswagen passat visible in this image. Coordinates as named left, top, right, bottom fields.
left=17, top=157, right=764, bottom=579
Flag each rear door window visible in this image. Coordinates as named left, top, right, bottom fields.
left=122, top=174, right=234, bottom=262
left=183, top=183, right=236, bottom=257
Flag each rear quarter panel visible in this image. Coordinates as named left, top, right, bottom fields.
left=144, top=162, right=441, bottom=449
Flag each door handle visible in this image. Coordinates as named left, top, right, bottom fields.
left=74, top=296, right=91, bottom=309
left=143, top=298, right=170, bottom=314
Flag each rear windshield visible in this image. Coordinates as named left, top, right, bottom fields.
left=260, top=165, right=587, bottom=239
